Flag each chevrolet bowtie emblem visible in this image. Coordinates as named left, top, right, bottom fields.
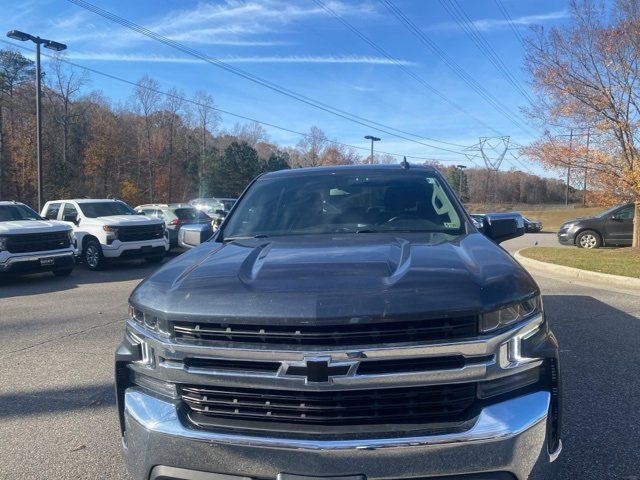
left=281, top=357, right=359, bottom=383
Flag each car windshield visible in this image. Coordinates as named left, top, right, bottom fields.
left=79, top=201, right=136, bottom=218
left=595, top=205, right=624, bottom=218
left=0, top=204, right=42, bottom=222
left=174, top=208, right=211, bottom=221
left=223, top=170, right=463, bottom=239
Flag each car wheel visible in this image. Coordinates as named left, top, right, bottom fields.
left=84, top=240, right=105, bottom=270
left=53, top=268, right=73, bottom=277
left=145, top=255, right=164, bottom=265
left=576, top=230, right=602, bottom=249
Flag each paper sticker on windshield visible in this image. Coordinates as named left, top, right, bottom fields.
left=444, top=222, right=456, bottom=228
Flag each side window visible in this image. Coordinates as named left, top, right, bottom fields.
left=155, top=209, right=166, bottom=219
left=62, top=203, right=79, bottom=221
left=617, top=206, right=634, bottom=220
left=44, top=202, right=61, bottom=220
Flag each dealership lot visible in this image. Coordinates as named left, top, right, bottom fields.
left=0, top=236, right=639, bottom=479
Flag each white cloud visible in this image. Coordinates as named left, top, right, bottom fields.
left=430, top=10, right=568, bottom=32
left=67, top=52, right=414, bottom=66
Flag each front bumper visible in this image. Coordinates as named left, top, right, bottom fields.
left=556, top=230, right=574, bottom=245
left=0, top=250, right=75, bottom=273
left=121, top=388, right=559, bottom=480
left=102, top=239, right=169, bottom=258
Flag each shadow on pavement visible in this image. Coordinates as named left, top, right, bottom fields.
left=0, top=382, right=115, bottom=419
left=0, top=250, right=183, bottom=299
left=544, top=295, right=640, bottom=479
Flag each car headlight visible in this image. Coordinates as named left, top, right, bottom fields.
left=67, top=230, right=75, bottom=245
left=481, top=295, right=542, bottom=333
left=128, top=304, right=168, bottom=335
left=0, top=236, right=7, bottom=251
left=103, top=225, right=119, bottom=236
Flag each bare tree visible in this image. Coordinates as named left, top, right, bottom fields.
left=295, top=126, right=328, bottom=167
left=193, top=90, right=220, bottom=196
left=163, top=87, right=184, bottom=202
left=231, top=121, right=270, bottom=146
left=134, top=75, right=161, bottom=201
left=523, top=0, right=640, bottom=246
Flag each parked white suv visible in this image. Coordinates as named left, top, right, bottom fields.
left=41, top=199, right=169, bottom=270
left=0, top=201, right=75, bottom=276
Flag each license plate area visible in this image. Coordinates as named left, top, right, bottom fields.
left=40, top=257, right=55, bottom=266
left=278, top=475, right=365, bottom=480
left=141, top=246, right=153, bottom=253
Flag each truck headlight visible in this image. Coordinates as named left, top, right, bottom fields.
left=0, top=236, right=7, bottom=251
left=128, top=304, right=168, bottom=335
left=481, top=295, right=542, bottom=333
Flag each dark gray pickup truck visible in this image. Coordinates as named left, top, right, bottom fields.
left=116, top=164, right=561, bottom=480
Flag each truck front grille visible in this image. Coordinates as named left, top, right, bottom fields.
left=181, top=383, right=477, bottom=427
left=118, top=224, right=164, bottom=242
left=6, top=231, right=70, bottom=253
left=173, top=315, right=478, bottom=347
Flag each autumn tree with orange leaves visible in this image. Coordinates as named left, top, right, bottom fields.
left=523, top=0, right=640, bottom=247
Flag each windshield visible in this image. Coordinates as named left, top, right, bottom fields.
left=0, top=204, right=42, bottom=222
left=595, top=205, right=624, bottom=218
left=174, top=208, right=211, bottom=221
left=223, top=171, right=463, bottom=239
left=79, top=201, right=136, bottom=218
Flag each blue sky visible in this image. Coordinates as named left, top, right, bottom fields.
left=2, top=0, right=573, bottom=175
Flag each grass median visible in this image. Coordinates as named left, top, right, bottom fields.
left=519, top=247, right=640, bottom=279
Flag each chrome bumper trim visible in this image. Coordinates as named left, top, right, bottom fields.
left=0, top=250, right=74, bottom=267
left=124, top=388, right=550, bottom=450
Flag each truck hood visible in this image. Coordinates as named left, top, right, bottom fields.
left=91, top=215, right=163, bottom=226
left=0, top=219, right=71, bottom=235
left=131, top=232, right=538, bottom=322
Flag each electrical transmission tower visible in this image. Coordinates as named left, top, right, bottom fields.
left=465, top=136, right=510, bottom=203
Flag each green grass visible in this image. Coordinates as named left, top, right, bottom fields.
left=519, top=247, right=640, bottom=279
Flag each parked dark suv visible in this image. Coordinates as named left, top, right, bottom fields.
left=116, top=164, right=561, bottom=480
left=557, top=203, right=635, bottom=248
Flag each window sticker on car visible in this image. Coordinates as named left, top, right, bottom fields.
left=444, top=222, right=456, bottom=229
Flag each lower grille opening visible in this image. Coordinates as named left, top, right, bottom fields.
left=181, top=383, right=477, bottom=434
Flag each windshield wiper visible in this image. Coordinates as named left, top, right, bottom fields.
left=224, top=234, right=270, bottom=242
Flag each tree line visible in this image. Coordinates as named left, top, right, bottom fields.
left=1, top=47, right=582, bottom=210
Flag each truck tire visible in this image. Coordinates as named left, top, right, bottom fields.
left=53, top=268, right=73, bottom=277
left=576, top=230, right=602, bottom=249
left=84, top=240, right=106, bottom=270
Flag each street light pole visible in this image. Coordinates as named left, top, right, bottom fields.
left=6, top=30, right=67, bottom=210
left=364, top=135, right=381, bottom=164
left=35, top=40, right=43, bottom=211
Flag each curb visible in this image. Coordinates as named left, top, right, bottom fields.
left=513, top=250, right=640, bottom=290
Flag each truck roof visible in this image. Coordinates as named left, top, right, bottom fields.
left=46, top=198, right=123, bottom=204
left=261, top=163, right=436, bottom=178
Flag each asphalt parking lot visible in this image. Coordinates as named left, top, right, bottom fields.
left=1, top=235, right=639, bottom=479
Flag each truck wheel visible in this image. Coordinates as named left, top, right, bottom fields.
left=53, top=268, right=73, bottom=277
left=145, top=255, right=164, bottom=265
left=84, top=240, right=106, bottom=270
left=576, top=230, right=601, bottom=249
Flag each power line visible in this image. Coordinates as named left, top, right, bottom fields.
left=1, top=38, right=477, bottom=166
left=310, top=0, right=502, bottom=137
left=494, top=0, right=527, bottom=48
left=65, top=0, right=478, bottom=156
left=379, top=0, right=531, bottom=135
left=439, top=0, right=536, bottom=108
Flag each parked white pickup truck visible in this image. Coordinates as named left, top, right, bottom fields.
left=0, top=201, right=75, bottom=276
left=41, top=199, right=169, bottom=270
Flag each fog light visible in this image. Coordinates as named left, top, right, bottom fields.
left=128, top=368, right=177, bottom=399
left=478, top=366, right=540, bottom=399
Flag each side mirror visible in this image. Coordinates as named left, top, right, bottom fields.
left=137, top=211, right=146, bottom=215
left=215, top=209, right=226, bottom=216
left=63, top=213, right=78, bottom=224
left=483, top=212, right=525, bottom=243
left=178, top=223, right=213, bottom=249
